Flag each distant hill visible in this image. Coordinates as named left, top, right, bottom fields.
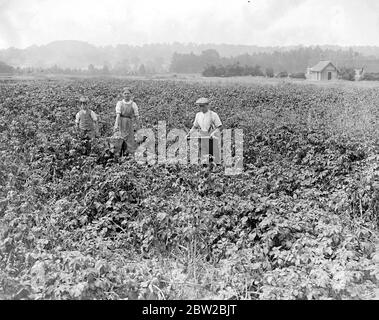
left=0, top=41, right=301, bottom=70
left=1, top=41, right=379, bottom=72
left=0, top=41, right=101, bottom=69
left=0, top=61, right=14, bottom=73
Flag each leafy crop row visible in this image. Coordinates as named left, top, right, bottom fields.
left=0, top=79, right=378, bottom=299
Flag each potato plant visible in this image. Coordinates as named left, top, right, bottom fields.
left=0, top=79, right=378, bottom=300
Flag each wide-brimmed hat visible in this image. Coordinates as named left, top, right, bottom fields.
left=195, top=97, right=210, bottom=105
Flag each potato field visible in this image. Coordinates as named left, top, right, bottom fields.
left=0, top=78, right=378, bottom=300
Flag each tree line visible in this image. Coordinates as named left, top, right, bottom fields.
left=202, top=64, right=309, bottom=78
left=169, top=47, right=370, bottom=75
left=2, top=63, right=153, bottom=76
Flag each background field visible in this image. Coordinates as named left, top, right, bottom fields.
left=0, top=76, right=378, bottom=300
left=6, top=73, right=379, bottom=89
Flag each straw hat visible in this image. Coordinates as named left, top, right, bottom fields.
left=195, top=97, right=210, bottom=105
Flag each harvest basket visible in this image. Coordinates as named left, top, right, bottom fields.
left=107, top=132, right=125, bottom=155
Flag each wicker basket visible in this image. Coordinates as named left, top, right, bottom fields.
left=107, top=133, right=124, bottom=154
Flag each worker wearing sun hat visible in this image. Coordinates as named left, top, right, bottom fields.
left=187, top=97, right=223, bottom=164
left=75, top=96, right=99, bottom=139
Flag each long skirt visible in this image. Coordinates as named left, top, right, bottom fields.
left=119, top=117, right=136, bottom=155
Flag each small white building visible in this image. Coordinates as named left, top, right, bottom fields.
left=306, top=61, right=338, bottom=81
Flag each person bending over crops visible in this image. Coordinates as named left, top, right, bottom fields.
left=186, top=97, right=223, bottom=165
left=113, top=87, right=140, bottom=157
left=75, top=96, right=99, bottom=139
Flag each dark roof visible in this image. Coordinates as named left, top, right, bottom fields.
left=310, top=61, right=337, bottom=72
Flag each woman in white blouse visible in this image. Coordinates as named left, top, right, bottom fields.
left=114, top=87, right=140, bottom=157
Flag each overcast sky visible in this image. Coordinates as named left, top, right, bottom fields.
left=1, top=0, right=379, bottom=49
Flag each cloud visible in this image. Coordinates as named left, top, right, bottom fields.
left=0, top=0, right=22, bottom=47
left=1, top=0, right=379, bottom=48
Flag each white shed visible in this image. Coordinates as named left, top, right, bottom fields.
left=306, top=61, right=338, bottom=81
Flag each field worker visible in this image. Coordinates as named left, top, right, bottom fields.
left=187, top=97, right=223, bottom=165
left=114, top=87, right=140, bottom=157
left=75, top=96, right=99, bottom=139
